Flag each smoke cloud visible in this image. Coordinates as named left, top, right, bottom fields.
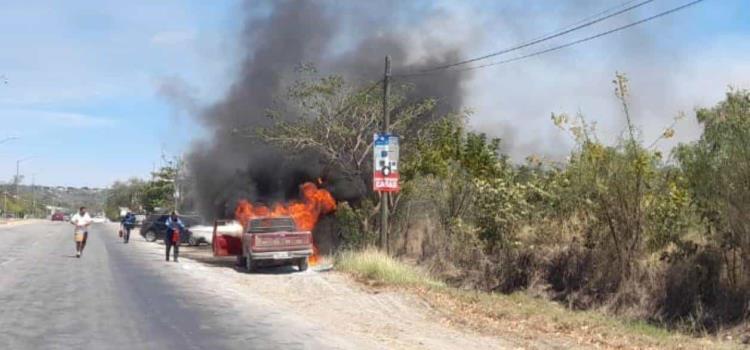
left=184, top=0, right=748, bottom=219
left=188, top=0, right=471, bottom=219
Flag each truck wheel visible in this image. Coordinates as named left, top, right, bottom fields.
left=145, top=230, right=157, bottom=242
left=188, top=236, right=198, bottom=246
left=245, top=257, right=256, bottom=273
left=298, top=258, right=309, bottom=272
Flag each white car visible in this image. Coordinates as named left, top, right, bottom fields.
left=92, top=216, right=107, bottom=223
left=188, top=220, right=243, bottom=246
left=188, top=224, right=215, bottom=246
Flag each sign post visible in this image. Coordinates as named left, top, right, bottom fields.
left=373, top=133, right=400, bottom=192
left=380, top=55, right=392, bottom=253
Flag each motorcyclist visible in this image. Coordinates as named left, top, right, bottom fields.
left=164, top=211, right=185, bottom=262
left=120, top=211, right=136, bottom=244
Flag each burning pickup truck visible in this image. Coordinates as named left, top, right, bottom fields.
left=212, top=217, right=313, bottom=272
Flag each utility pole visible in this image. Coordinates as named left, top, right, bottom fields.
left=31, top=174, right=36, bottom=218
left=380, top=55, right=391, bottom=254
left=15, top=159, right=20, bottom=197
left=15, top=156, right=33, bottom=197
left=174, top=156, right=182, bottom=213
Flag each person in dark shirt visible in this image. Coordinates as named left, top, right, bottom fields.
left=120, top=211, right=136, bottom=244
left=164, top=211, right=185, bottom=262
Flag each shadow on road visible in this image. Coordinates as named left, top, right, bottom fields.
left=173, top=244, right=302, bottom=275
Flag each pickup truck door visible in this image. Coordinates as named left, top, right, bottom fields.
left=212, top=220, right=243, bottom=257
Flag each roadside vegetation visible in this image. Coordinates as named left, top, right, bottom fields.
left=336, top=248, right=443, bottom=287
left=336, top=248, right=738, bottom=349
left=259, top=67, right=750, bottom=343
left=104, top=157, right=193, bottom=220
left=0, top=184, right=102, bottom=218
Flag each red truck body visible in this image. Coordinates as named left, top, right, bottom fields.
left=212, top=217, right=312, bottom=272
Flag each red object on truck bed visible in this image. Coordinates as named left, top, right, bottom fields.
left=212, top=217, right=312, bottom=272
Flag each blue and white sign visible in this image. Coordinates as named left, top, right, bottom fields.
left=373, top=133, right=400, bottom=192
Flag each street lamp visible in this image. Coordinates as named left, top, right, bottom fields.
left=15, top=156, right=34, bottom=196
left=0, top=137, right=18, bottom=144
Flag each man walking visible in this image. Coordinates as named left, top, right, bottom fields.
left=164, top=211, right=185, bottom=262
left=120, top=211, right=136, bottom=244
left=70, top=206, right=92, bottom=258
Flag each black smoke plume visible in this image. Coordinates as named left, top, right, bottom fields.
left=189, top=0, right=471, bottom=220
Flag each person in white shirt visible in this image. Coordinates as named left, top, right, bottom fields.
left=70, top=206, right=93, bottom=258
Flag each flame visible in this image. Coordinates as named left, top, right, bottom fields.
left=234, top=181, right=336, bottom=266
left=309, top=245, right=320, bottom=266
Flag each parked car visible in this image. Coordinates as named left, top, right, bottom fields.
left=213, top=216, right=312, bottom=272
left=139, top=214, right=201, bottom=244
left=134, top=214, right=146, bottom=226
left=187, top=224, right=214, bottom=246
left=92, top=216, right=107, bottom=223
left=51, top=212, right=65, bottom=221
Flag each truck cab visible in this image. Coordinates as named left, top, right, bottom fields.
left=212, top=216, right=312, bottom=272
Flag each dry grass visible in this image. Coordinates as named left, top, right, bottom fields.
left=336, top=249, right=741, bottom=350
left=335, top=248, right=444, bottom=288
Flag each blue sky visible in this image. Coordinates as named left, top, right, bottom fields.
left=0, top=1, right=242, bottom=187
left=0, top=0, right=747, bottom=187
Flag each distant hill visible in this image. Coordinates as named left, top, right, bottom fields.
left=3, top=184, right=107, bottom=214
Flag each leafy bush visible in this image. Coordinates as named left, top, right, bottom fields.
left=335, top=201, right=377, bottom=249
left=676, top=89, right=750, bottom=289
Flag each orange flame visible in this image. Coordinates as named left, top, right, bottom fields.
left=309, top=245, right=320, bottom=266
left=234, top=182, right=336, bottom=265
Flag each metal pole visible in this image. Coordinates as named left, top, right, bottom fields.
left=174, top=156, right=182, bottom=212
left=380, top=55, right=391, bottom=253
left=15, top=160, right=19, bottom=197
left=14, top=157, right=32, bottom=197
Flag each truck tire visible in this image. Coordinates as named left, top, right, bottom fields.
left=298, top=258, right=309, bottom=272
left=245, top=257, right=256, bottom=273
left=188, top=236, right=198, bottom=246
left=145, top=230, right=157, bottom=242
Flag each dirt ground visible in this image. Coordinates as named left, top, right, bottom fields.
left=156, top=240, right=592, bottom=350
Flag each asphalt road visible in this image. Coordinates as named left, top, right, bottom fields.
left=0, top=221, right=356, bottom=350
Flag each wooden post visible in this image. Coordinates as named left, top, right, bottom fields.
left=380, top=55, right=391, bottom=253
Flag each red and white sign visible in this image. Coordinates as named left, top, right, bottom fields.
left=373, top=133, right=400, bottom=192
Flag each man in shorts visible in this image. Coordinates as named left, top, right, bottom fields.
left=70, top=206, right=93, bottom=258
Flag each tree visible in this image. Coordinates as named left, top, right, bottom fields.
left=258, top=73, right=439, bottom=237
left=550, top=73, right=692, bottom=286
left=261, top=75, right=435, bottom=196
left=405, top=115, right=525, bottom=250
left=142, top=162, right=179, bottom=213
left=105, top=178, right=146, bottom=219
left=675, top=88, right=750, bottom=286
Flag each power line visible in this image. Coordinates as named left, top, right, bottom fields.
left=525, top=0, right=641, bottom=43
left=413, top=0, right=656, bottom=74
left=404, top=0, right=706, bottom=77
